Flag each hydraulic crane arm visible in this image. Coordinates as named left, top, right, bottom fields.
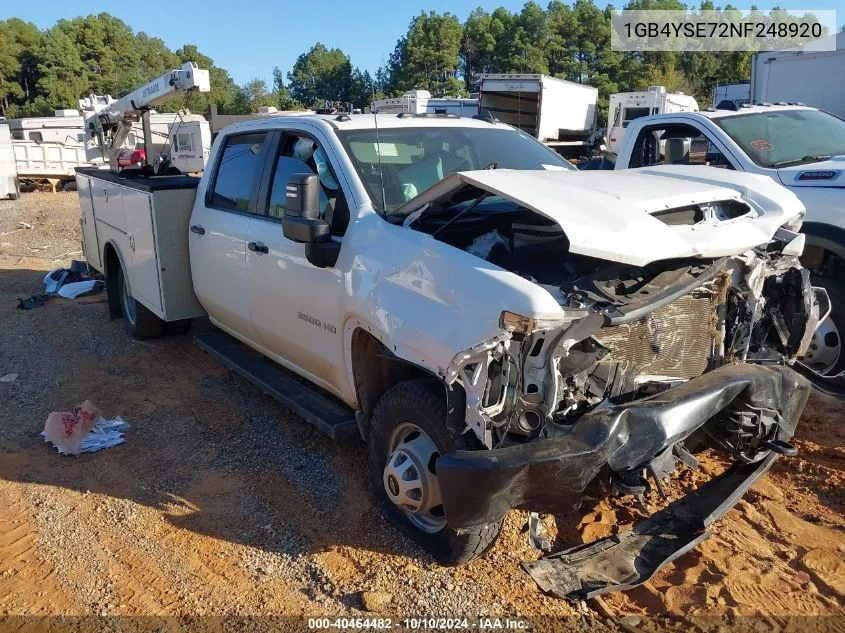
left=80, top=62, right=210, bottom=169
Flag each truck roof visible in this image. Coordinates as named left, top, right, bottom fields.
left=218, top=112, right=514, bottom=136
left=694, top=104, right=818, bottom=119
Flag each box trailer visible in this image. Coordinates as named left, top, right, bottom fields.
left=712, top=81, right=751, bottom=107
left=477, top=74, right=598, bottom=157
left=750, top=32, right=845, bottom=119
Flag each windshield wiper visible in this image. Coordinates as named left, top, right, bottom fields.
left=771, top=154, right=833, bottom=168
left=430, top=193, right=491, bottom=238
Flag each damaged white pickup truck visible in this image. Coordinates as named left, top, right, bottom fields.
left=80, top=114, right=823, bottom=599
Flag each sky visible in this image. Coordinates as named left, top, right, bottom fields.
left=4, top=0, right=843, bottom=86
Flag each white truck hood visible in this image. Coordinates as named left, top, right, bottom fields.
left=398, top=165, right=805, bottom=267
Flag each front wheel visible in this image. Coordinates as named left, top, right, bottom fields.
left=804, top=278, right=844, bottom=376
left=368, top=379, right=502, bottom=565
left=117, top=265, right=164, bottom=339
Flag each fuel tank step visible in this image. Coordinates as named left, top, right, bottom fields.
left=195, top=331, right=359, bottom=441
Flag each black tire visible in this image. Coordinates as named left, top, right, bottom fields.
left=164, top=319, right=192, bottom=336
left=117, top=264, right=164, bottom=339
left=807, top=278, right=844, bottom=376
left=368, top=378, right=503, bottom=565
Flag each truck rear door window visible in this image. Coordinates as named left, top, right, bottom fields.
left=210, top=132, right=267, bottom=212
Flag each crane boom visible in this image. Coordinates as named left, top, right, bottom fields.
left=80, top=62, right=210, bottom=171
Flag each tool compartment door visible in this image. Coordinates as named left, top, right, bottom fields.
left=122, top=187, right=163, bottom=314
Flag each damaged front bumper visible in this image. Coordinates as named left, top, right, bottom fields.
left=437, top=363, right=810, bottom=530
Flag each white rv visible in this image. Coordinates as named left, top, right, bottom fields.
left=371, top=90, right=479, bottom=118
left=607, top=86, right=698, bottom=156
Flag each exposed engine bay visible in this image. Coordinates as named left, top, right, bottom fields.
left=410, top=196, right=820, bottom=455
left=397, top=168, right=820, bottom=598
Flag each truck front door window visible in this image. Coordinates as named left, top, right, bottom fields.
left=210, top=132, right=267, bottom=212
left=267, top=135, right=348, bottom=235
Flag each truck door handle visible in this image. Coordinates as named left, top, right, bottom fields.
left=248, top=241, right=269, bottom=254
left=190, top=225, right=205, bottom=235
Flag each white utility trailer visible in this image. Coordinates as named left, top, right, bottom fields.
left=477, top=74, right=599, bottom=157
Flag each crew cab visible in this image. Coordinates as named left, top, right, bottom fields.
left=613, top=105, right=845, bottom=382
left=78, top=113, right=821, bottom=598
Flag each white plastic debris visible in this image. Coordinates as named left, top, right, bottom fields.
left=0, top=373, right=17, bottom=382
left=57, top=280, right=104, bottom=299
left=41, top=415, right=129, bottom=455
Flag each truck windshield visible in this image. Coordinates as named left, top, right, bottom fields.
left=337, top=126, right=574, bottom=213
left=714, top=109, right=845, bottom=168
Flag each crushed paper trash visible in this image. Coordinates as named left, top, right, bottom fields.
left=41, top=415, right=129, bottom=455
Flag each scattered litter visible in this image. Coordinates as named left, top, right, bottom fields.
left=57, top=279, right=104, bottom=299
left=0, top=373, right=18, bottom=383
left=18, top=221, right=33, bottom=230
left=44, top=261, right=90, bottom=294
left=41, top=401, right=129, bottom=455
left=17, top=293, right=52, bottom=310
left=467, top=230, right=509, bottom=258
left=17, top=261, right=100, bottom=309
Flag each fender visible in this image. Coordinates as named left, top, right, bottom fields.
left=343, top=320, right=467, bottom=440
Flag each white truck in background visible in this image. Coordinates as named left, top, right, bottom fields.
left=611, top=104, right=845, bottom=385
left=750, top=31, right=845, bottom=119
left=371, top=90, right=478, bottom=118
left=606, top=86, right=698, bottom=156
left=477, top=73, right=599, bottom=158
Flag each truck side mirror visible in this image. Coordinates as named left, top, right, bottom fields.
left=281, top=173, right=340, bottom=268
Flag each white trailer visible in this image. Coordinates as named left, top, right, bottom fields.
left=0, top=123, right=19, bottom=199
left=7, top=110, right=86, bottom=144
left=606, top=86, right=698, bottom=156
left=477, top=74, right=598, bottom=157
left=713, top=82, right=751, bottom=107
left=8, top=109, right=208, bottom=183
left=750, top=32, right=845, bottom=119
left=371, top=90, right=478, bottom=118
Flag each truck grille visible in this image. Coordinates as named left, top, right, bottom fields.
left=593, top=290, right=718, bottom=379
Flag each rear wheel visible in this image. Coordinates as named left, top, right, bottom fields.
left=804, top=278, right=844, bottom=376
left=368, top=379, right=502, bottom=565
left=117, top=265, right=164, bottom=339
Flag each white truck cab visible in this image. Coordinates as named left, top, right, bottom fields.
left=614, top=104, right=845, bottom=378
left=607, top=86, right=698, bottom=156
left=80, top=112, right=823, bottom=595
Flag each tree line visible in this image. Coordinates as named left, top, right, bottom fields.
left=0, top=3, right=830, bottom=123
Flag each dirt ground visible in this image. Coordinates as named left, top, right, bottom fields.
left=0, top=192, right=843, bottom=632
